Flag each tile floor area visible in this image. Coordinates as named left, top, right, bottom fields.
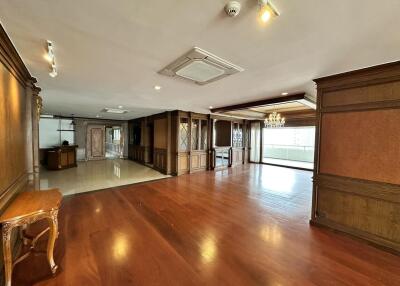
left=39, top=159, right=170, bottom=195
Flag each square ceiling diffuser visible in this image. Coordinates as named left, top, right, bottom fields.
left=159, top=47, right=244, bottom=85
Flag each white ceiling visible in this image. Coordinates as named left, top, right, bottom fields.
left=1, top=0, right=399, bottom=120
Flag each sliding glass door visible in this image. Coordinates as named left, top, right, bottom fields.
left=262, top=126, right=315, bottom=169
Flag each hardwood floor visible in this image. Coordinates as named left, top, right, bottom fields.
left=13, top=164, right=400, bottom=285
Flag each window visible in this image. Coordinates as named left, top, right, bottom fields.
left=113, top=128, right=121, bottom=141
left=39, top=118, right=75, bottom=148
left=262, top=127, right=315, bottom=163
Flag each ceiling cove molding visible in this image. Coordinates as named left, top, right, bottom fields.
left=211, top=93, right=307, bottom=113
left=0, top=23, right=37, bottom=87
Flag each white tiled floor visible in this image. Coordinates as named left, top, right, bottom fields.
left=39, top=159, right=170, bottom=195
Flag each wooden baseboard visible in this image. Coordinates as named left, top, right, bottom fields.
left=310, top=218, right=400, bottom=256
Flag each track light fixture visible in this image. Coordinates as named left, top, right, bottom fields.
left=45, top=40, right=57, bottom=78
left=258, top=0, right=280, bottom=23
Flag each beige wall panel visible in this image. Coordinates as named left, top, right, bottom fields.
left=191, top=154, right=199, bottom=169
left=320, top=109, right=400, bottom=185
left=200, top=154, right=207, bottom=168
left=178, top=154, right=189, bottom=172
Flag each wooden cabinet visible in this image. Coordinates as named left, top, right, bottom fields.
left=127, top=111, right=250, bottom=176
left=46, top=145, right=78, bottom=170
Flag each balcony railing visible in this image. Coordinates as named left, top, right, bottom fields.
left=262, top=144, right=314, bottom=163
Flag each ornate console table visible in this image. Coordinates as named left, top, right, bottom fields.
left=0, top=189, right=62, bottom=286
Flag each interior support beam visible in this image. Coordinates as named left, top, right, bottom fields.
left=210, top=93, right=306, bottom=113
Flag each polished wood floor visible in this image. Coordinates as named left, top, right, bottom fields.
left=13, top=164, right=400, bottom=285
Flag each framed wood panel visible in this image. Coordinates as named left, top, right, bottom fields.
left=312, top=60, right=400, bottom=254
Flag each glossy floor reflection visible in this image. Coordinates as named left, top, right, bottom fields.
left=14, top=164, right=400, bottom=285
left=263, top=158, right=314, bottom=170
left=39, top=159, right=170, bottom=195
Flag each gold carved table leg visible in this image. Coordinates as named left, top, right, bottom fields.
left=1, top=209, right=59, bottom=286
left=2, top=223, right=13, bottom=286
left=46, top=209, right=59, bottom=274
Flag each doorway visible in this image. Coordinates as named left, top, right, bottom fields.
left=105, top=126, right=122, bottom=159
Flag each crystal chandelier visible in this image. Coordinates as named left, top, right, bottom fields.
left=264, top=112, right=285, bottom=128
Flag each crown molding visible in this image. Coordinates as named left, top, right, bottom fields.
left=0, top=23, right=38, bottom=88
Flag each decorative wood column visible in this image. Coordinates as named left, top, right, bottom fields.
left=32, top=87, right=42, bottom=176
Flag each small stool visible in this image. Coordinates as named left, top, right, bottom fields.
left=0, top=189, right=62, bottom=286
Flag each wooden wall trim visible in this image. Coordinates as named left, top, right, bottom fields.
left=0, top=24, right=34, bottom=86
left=314, top=61, right=400, bottom=90
left=211, top=93, right=306, bottom=113
left=321, top=99, right=400, bottom=113
left=311, top=218, right=400, bottom=254
left=316, top=174, right=400, bottom=204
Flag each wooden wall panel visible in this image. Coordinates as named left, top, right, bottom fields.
left=312, top=61, right=400, bottom=254
left=320, top=109, right=400, bottom=185
left=154, top=118, right=167, bottom=149
left=0, top=63, right=27, bottom=197
left=178, top=153, right=189, bottom=174
left=154, top=148, right=167, bottom=174
left=0, top=23, right=41, bottom=280
left=323, top=81, right=400, bottom=107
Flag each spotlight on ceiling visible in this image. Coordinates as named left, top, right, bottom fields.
left=154, top=85, right=162, bottom=90
left=258, top=0, right=280, bottom=24
left=281, top=92, right=289, bottom=96
left=45, top=40, right=57, bottom=78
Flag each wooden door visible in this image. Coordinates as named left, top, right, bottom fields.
left=87, top=125, right=105, bottom=160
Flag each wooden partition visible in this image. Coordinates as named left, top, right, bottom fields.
left=128, top=111, right=250, bottom=175
left=153, top=115, right=170, bottom=173
left=312, top=61, right=400, bottom=253
left=0, top=24, right=41, bottom=278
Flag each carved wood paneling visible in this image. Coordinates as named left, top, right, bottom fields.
left=86, top=125, right=105, bottom=160
left=312, top=60, right=400, bottom=253
left=177, top=152, right=189, bottom=175
left=154, top=148, right=167, bottom=174
left=314, top=174, right=400, bottom=252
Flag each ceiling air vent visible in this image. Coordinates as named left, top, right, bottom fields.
left=102, top=108, right=129, bottom=114
left=159, top=47, right=244, bottom=85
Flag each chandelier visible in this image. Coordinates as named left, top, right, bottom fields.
left=264, top=112, right=285, bottom=128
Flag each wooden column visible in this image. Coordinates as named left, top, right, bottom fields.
left=311, top=61, right=400, bottom=254
left=32, top=88, right=42, bottom=176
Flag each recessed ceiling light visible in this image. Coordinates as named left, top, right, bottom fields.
left=209, top=106, right=213, bottom=109
left=154, top=85, right=161, bottom=90
left=281, top=92, right=289, bottom=96
left=118, top=105, right=123, bottom=109
left=96, top=115, right=101, bottom=118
